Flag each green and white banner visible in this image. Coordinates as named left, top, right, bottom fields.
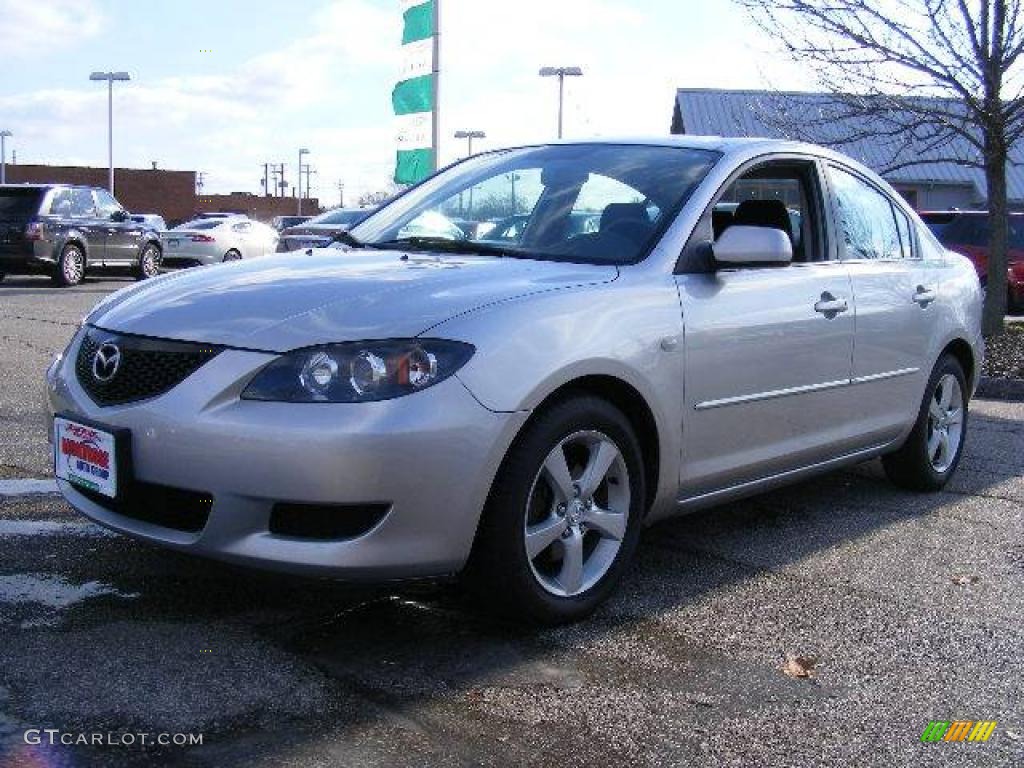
left=394, top=0, right=437, bottom=184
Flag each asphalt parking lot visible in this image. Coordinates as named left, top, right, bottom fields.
left=0, top=276, right=1021, bottom=767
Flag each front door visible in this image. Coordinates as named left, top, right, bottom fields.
left=675, top=158, right=857, bottom=498
left=93, top=189, right=142, bottom=264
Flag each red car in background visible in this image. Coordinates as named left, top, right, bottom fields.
left=921, top=210, right=1024, bottom=314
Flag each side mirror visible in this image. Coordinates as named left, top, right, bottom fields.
left=111, top=209, right=128, bottom=222
left=713, top=225, right=792, bottom=267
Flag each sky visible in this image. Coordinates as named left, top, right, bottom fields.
left=0, top=0, right=815, bottom=204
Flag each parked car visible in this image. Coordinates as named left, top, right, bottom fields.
left=47, top=138, right=982, bottom=624
left=276, top=208, right=374, bottom=252
left=920, top=210, right=1024, bottom=313
left=271, top=215, right=312, bottom=232
left=159, top=218, right=279, bottom=268
left=128, top=213, right=167, bottom=231
left=0, top=184, right=162, bottom=286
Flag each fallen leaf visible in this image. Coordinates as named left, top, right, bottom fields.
left=951, top=574, right=979, bottom=586
left=782, top=654, right=818, bottom=679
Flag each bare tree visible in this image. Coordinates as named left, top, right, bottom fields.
left=737, top=0, right=1024, bottom=337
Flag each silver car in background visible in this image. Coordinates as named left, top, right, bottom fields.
left=46, top=138, right=983, bottom=624
left=159, top=217, right=279, bottom=268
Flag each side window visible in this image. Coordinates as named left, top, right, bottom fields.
left=893, top=205, right=915, bottom=259
left=712, top=162, right=818, bottom=262
left=829, top=166, right=903, bottom=260
left=48, top=189, right=75, bottom=217
left=231, top=222, right=252, bottom=234
left=93, top=189, right=122, bottom=219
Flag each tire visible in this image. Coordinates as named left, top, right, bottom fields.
left=52, top=244, right=85, bottom=286
left=223, top=249, right=242, bottom=262
left=882, top=355, right=968, bottom=491
left=136, top=243, right=161, bottom=280
left=465, top=395, right=646, bottom=625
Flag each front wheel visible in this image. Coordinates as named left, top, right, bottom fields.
left=465, top=396, right=646, bottom=624
left=136, top=243, right=161, bottom=280
left=882, top=355, right=968, bottom=491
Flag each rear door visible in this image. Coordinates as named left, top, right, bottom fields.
left=676, top=157, right=857, bottom=498
left=826, top=164, right=937, bottom=445
left=93, top=189, right=143, bottom=264
left=0, top=187, right=44, bottom=260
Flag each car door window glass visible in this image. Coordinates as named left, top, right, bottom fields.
left=829, top=166, right=903, bottom=260
left=893, top=204, right=915, bottom=259
left=713, top=164, right=817, bottom=262
left=231, top=222, right=252, bottom=234
left=93, top=189, right=122, bottom=219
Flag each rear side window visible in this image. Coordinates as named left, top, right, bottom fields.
left=0, top=189, right=43, bottom=218
left=829, top=166, right=904, bottom=260
left=48, top=188, right=96, bottom=218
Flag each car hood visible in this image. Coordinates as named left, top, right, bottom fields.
left=88, top=250, right=617, bottom=352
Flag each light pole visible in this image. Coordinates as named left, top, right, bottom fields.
left=539, top=66, right=583, bottom=139
left=0, top=130, right=11, bottom=184
left=297, top=148, right=309, bottom=215
left=454, top=130, right=486, bottom=157
left=89, top=72, right=130, bottom=194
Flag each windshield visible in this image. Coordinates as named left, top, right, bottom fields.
left=352, top=144, right=720, bottom=265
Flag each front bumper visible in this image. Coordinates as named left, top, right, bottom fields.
left=46, top=332, right=527, bottom=579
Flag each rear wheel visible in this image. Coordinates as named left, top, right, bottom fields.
left=223, top=249, right=242, bottom=262
left=882, top=355, right=968, bottom=491
left=465, top=396, right=645, bottom=624
left=52, top=244, right=85, bottom=286
left=136, top=243, right=161, bottom=280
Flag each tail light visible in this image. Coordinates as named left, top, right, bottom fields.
left=189, top=234, right=215, bottom=243
left=24, top=221, right=44, bottom=240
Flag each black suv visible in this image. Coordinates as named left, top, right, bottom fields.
left=0, top=184, right=162, bottom=286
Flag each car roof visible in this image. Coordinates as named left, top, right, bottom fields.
left=0, top=183, right=99, bottom=191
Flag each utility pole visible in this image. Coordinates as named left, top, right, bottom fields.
left=539, top=66, right=583, bottom=139
left=262, top=163, right=270, bottom=196
left=297, top=148, right=309, bottom=215
left=0, top=131, right=11, bottom=185
left=454, top=130, right=485, bottom=157
left=337, top=181, right=345, bottom=208
left=196, top=171, right=206, bottom=195
left=301, top=165, right=316, bottom=208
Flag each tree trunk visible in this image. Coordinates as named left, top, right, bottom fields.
left=981, top=137, right=1009, bottom=338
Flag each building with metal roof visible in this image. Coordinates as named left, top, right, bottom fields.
left=672, top=88, right=1024, bottom=211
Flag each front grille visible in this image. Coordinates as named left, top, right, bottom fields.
left=75, top=481, right=213, bottom=533
left=75, top=327, right=221, bottom=406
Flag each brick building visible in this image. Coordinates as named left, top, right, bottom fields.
left=4, top=164, right=319, bottom=225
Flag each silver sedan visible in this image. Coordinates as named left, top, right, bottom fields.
left=46, top=138, right=982, bottom=624
left=159, top=218, right=279, bottom=268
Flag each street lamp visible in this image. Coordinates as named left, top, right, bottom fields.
left=297, top=148, right=309, bottom=215
left=0, top=130, right=11, bottom=185
left=539, top=66, right=583, bottom=139
left=454, top=130, right=486, bottom=157
left=89, top=72, right=130, bottom=194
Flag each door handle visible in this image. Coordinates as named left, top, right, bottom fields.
left=913, top=285, right=937, bottom=306
left=814, top=292, right=849, bottom=317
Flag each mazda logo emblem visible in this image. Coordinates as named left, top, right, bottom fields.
left=92, top=342, right=122, bottom=383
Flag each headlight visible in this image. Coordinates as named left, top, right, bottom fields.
left=241, top=339, right=475, bottom=403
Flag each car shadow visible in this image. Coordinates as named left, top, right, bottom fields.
left=2, top=406, right=1020, bottom=765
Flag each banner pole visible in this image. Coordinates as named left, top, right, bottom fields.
left=432, top=0, right=441, bottom=173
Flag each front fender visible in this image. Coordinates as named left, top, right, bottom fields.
left=431, top=270, right=686, bottom=512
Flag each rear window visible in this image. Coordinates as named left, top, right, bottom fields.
left=173, top=219, right=222, bottom=230
left=0, top=189, right=43, bottom=219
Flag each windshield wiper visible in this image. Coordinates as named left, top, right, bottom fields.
left=368, top=236, right=522, bottom=258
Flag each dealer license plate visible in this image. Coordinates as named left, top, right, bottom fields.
left=54, top=417, right=119, bottom=498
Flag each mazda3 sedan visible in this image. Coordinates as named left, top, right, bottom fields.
left=46, top=138, right=983, bottom=624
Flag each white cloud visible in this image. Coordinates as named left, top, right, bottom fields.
left=0, top=0, right=103, bottom=55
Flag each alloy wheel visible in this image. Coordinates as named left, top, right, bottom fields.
left=524, top=430, right=630, bottom=597
left=63, top=247, right=84, bottom=284
left=927, top=373, right=964, bottom=473
left=141, top=247, right=159, bottom=278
